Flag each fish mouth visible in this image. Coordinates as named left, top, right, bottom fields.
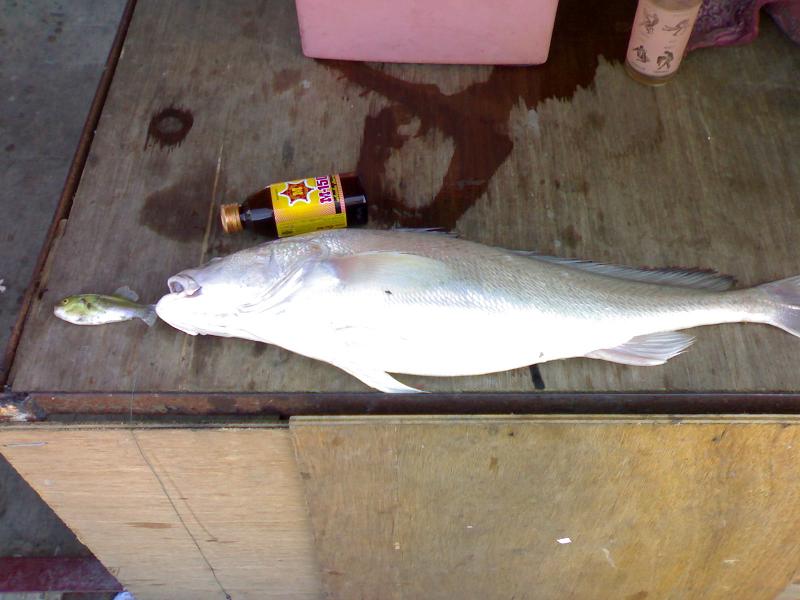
left=167, top=274, right=202, bottom=297
left=154, top=292, right=200, bottom=335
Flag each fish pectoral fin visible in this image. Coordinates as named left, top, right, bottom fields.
left=586, top=331, right=695, bottom=366
left=326, top=252, right=453, bottom=291
left=339, top=366, right=425, bottom=394
left=114, top=286, right=140, bottom=302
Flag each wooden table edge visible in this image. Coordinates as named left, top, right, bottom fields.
left=3, top=0, right=798, bottom=420
left=3, top=390, right=800, bottom=423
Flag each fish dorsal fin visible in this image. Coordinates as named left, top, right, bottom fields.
left=518, top=253, right=735, bottom=291
left=326, top=252, right=454, bottom=291
left=391, top=227, right=458, bottom=237
left=114, top=286, right=139, bottom=302
left=587, top=331, right=695, bottom=366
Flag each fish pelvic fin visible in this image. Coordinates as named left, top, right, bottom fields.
left=586, top=331, right=695, bottom=366
left=761, top=275, right=800, bottom=337
left=340, top=366, right=425, bottom=393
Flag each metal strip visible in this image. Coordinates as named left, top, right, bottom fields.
left=5, top=391, right=800, bottom=422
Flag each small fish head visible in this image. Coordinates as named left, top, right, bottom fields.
left=54, top=295, right=103, bottom=325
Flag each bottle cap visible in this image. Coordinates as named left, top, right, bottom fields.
left=220, top=204, right=243, bottom=233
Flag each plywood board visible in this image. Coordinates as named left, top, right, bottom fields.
left=9, top=0, right=800, bottom=393
left=292, top=415, right=800, bottom=600
left=0, top=428, right=322, bottom=600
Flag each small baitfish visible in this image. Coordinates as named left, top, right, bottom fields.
left=154, top=229, right=800, bottom=393
left=54, top=287, right=157, bottom=326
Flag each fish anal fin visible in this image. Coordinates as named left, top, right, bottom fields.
left=586, top=331, right=694, bottom=366
left=340, top=365, right=424, bottom=393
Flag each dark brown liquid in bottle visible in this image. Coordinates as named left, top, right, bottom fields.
left=220, top=173, right=368, bottom=238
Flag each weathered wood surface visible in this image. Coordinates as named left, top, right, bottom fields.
left=292, top=415, right=800, bottom=600
left=9, top=0, right=800, bottom=393
left=0, top=427, right=323, bottom=599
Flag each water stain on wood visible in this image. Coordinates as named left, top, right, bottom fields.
left=273, top=68, right=302, bottom=94
left=321, top=0, right=631, bottom=229
left=126, top=522, right=173, bottom=529
left=561, top=224, right=583, bottom=249
left=146, top=106, right=194, bottom=150
left=250, top=341, right=267, bottom=358
left=190, top=335, right=227, bottom=377
left=282, top=139, right=295, bottom=167
left=138, top=162, right=217, bottom=243
left=240, top=19, right=258, bottom=40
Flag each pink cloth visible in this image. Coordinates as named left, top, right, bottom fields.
left=688, top=0, right=800, bottom=49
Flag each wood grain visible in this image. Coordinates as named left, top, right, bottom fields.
left=8, top=0, right=800, bottom=393
left=292, top=415, right=800, bottom=600
left=0, top=427, right=323, bottom=599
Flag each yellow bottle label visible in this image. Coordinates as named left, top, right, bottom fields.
left=270, top=174, right=348, bottom=238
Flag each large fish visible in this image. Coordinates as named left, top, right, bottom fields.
left=155, top=229, right=800, bottom=392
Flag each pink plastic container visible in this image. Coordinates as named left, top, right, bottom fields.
left=295, top=0, right=560, bottom=65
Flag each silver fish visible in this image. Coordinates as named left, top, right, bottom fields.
left=155, top=229, right=800, bottom=392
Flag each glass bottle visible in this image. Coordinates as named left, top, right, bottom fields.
left=625, top=0, right=702, bottom=86
left=220, top=172, right=368, bottom=238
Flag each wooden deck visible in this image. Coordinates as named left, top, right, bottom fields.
left=6, top=0, right=800, bottom=398
left=2, top=1, right=800, bottom=598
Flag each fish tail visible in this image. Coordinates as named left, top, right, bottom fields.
left=760, top=275, right=800, bottom=337
left=140, top=307, right=158, bottom=327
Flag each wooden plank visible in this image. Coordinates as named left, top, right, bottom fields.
left=292, top=415, right=800, bottom=600
left=0, top=428, right=323, bottom=600
left=9, top=0, right=800, bottom=393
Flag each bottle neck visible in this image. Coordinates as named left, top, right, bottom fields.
left=220, top=203, right=244, bottom=233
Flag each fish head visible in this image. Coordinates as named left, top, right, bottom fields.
left=54, top=294, right=104, bottom=325
left=155, top=238, right=325, bottom=337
